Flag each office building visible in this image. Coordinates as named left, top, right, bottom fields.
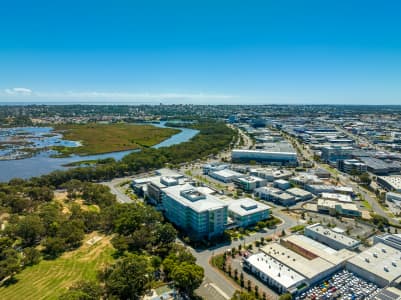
left=162, top=184, right=228, bottom=240
left=254, top=186, right=296, bottom=206
left=227, top=198, right=271, bottom=227
left=321, top=146, right=353, bottom=163
left=317, top=199, right=361, bottom=217
left=235, top=176, right=266, bottom=192
left=338, top=159, right=368, bottom=174
left=274, top=179, right=291, bottom=190
left=286, top=187, right=313, bottom=201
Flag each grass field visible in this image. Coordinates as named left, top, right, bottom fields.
left=52, top=123, right=180, bottom=156
left=0, top=233, right=115, bottom=300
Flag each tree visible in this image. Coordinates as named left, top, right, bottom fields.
left=42, top=237, right=66, bottom=258
left=23, top=247, right=41, bottom=266
left=59, top=281, right=103, bottom=300
left=0, top=248, right=21, bottom=280
left=171, top=262, right=204, bottom=296
left=102, top=255, right=153, bottom=300
left=279, top=293, right=293, bottom=300
left=231, top=291, right=258, bottom=300
left=15, top=215, right=45, bottom=247
left=359, top=172, right=372, bottom=185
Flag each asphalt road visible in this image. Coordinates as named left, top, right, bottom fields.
left=188, top=209, right=297, bottom=299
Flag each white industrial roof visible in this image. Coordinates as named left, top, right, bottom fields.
left=347, top=242, right=401, bottom=283
left=321, top=192, right=352, bottom=203
left=282, top=235, right=356, bottom=265
left=261, top=243, right=334, bottom=280
left=379, top=175, right=401, bottom=190
left=306, top=223, right=360, bottom=248
left=246, top=252, right=306, bottom=289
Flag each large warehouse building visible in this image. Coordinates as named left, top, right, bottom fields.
left=231, top=148, right=298, bottom=166
left=244, top=234, right=355, bottom=295
left=346, top=243, right=401, bottom=287
left=305, top=223, right=360, bottom=250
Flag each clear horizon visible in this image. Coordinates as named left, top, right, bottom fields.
left=1, top=1, right=401, bottom=105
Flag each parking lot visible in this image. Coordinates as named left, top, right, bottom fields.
left=296, top=270, right=382, bottom=300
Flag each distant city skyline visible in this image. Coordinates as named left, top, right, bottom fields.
left=1, top=1, right=401, bottom=104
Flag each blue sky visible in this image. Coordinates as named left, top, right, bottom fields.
left=1, top=0, right=400, bottom=104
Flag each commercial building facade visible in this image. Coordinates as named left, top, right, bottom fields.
left=232, top=149, right=298, bottom=166
left=162, top=184, right=228, bottom=240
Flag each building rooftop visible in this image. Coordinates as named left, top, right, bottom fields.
left=227, top=198, right=271, bottom=216
left=163, top=183, right=227, bottom=213
left=261, top=243, right=334, bottom=280
left=282, top=235, right=356, bottom=265
left=237, top=176, right=265, bottom=183
left=321, top=192, right=352, bottom=203
left=232, top=149, right=297, bottom=156
left=317, top=199, right=359, bottom=212
left=286, top=187, right=312, bottom=197
left=306, top=223, right=360, bottom=248
left=347, top=242, right=401, bottom=284
left=246, top=252, right=306, bottom=289
left=379, top=175, right=401, bottom=190
left=211, top=169, right=242, bottom=178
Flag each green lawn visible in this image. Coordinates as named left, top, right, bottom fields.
left=52, top=123, right=180, bottom=156
left=0, top=234, right=115, bottom=300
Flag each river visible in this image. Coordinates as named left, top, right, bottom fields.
left=0, top=122, right=198, bottom=182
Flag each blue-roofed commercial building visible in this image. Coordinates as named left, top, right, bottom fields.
left=162, top=183, right=228, bottom=240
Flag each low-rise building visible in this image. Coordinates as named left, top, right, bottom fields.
left=346, top=243, right=401, bottom=287
left=321, top=145, right=353, bottom=163
left=274, top=179, right=291, bottom=190
left=321, top=192, right=352, bottom=203
left=235, top=176, right=266, bottom=192
left=209, top=169, right=243, bottom=183
left=374, top=234, right=401, bottom=251
left=254, top=186, right=296, bottom=206
left=249, top=168, right=292, bottom=182
left=243, top=252, right=308, bottom=295
left=305, top=223, right=360, bottom=250
left=232, top=148, right=298, bottom=166
left=286, top=187, right=313, bottom=201
left=338, top=159, right=368, bottom=174
left=378, top=175, right=401, bottom=192
left=202, top=163, right=229, bottom=175
left=248, top=236, right=355, bottom=294
left=227, top=198, right=271, bottom=227
left=386, top=192, right=401, bottom=208
left=317, top=199, right=361, bottom=217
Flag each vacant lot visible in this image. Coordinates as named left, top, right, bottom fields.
left=52, top=123, right=180, bottom=156
left=0, top=233, right=115, bottom=300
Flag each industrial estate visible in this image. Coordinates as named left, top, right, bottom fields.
left=2, top=105, right=401, bottom=300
